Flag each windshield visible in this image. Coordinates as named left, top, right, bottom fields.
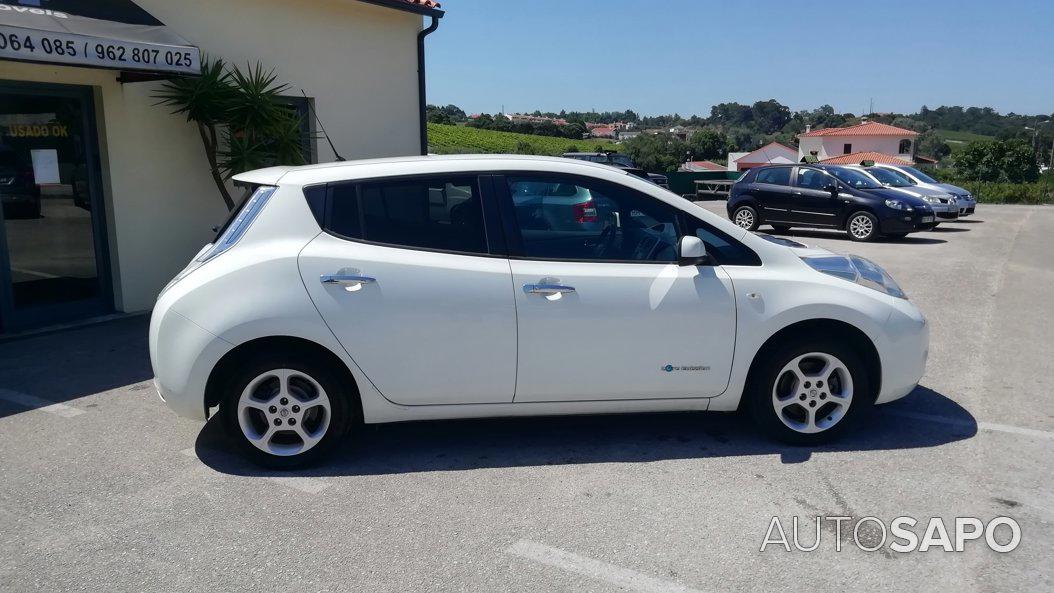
left=866, top=167, right=913, bottom=187
left=828, top=167, right=882, bottom=189
left=899, top=166, right=939, bottom=184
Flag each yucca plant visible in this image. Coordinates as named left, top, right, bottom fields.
left=155, top=57, right=305, bottom=210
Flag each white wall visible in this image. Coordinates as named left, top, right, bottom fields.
left=0, top=0, right=423, bottom=313
left=798, top=135, right=914, bottom=161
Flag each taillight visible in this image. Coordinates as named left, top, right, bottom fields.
left=573, top=199, right=598, bottom=223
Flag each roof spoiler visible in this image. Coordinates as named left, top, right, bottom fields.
left=231, top=166, right=296, bottom=186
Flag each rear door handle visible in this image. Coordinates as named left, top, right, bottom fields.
left=523, top=283, right=576, bottom=295
left=321, top=274, right=376, bottom=287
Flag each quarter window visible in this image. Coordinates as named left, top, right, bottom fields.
left=328, top=177, right=487, bottom=254
left=755, top=167, right=792, bottom=186
left=506, top=176, right=680, bottom=262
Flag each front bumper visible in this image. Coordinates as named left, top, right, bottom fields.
left=875, top=297, right=929, bottom=404
left=879, top=209, right=937, bottom=234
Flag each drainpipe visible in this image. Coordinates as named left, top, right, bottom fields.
left=417, top=15, right=440, bottom=156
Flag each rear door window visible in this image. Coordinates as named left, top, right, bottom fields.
left=327, top=176, right=488, bottom=255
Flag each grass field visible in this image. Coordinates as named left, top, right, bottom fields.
left=427, top=123, right=622, bottom=156
left=935, top=129, right=994, bottom=153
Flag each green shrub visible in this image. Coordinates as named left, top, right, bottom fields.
left=957, top=181, right=1053, bottom=204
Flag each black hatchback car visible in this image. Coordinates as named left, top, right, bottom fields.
left=726, top=164, right=936, bottom=242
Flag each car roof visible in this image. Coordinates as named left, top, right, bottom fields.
left=232, top=154, right=633, bottom=186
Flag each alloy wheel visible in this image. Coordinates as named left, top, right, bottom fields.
left=734, top=208, right=755, bottom=229
left=771, top=352, right=854, bottom=434
left=236, top=369, right=332, bottom=456
left=849, top=214, right=874, bottom=239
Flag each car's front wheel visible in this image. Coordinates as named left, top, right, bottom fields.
left=732, top=205, right=759, bottom=231
left=221, top=355, right=354, bottom=468
left=846, top=211, right=879, bottom=242
left=747, top=339, right=871, bottom=445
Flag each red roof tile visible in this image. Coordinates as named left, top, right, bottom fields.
left=820, top=151, right=914, bottom=165
left=685, top=160, right=725, bottom=171
left=800, top=122, right=918, bottom=138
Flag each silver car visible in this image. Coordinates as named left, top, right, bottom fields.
left=849, top=165, right=959, bottom=224
left=875, top=164, right=976, bottom=216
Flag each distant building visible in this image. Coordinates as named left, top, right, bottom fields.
left=680, top=160, right=725, bottom=172
left=728, top=142, right=799, bottom=171
left=798, top=121, right=918, bottom=165
left=590, top=126, right=616, bottom=138
left=615, top=129, right=640, bottom=141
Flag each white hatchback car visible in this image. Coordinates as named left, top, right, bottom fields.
left=150, top=155, right=928, bottom=467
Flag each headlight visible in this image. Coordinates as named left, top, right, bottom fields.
left=885, top=198, right=914, bottom=211
left=921, top=196, right=939, bottom=204
left=801, top=254, right=907, bottom=299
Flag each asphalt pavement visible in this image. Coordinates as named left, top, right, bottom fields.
left=0, top=204, right=1051, bottom=592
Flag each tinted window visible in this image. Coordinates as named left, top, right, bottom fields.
left=797, top=168, right=830, bottom=190
left=755, top=168, right=791, bottom=186
left=827, top=167, right=881, bottom=189
left=507, top=176, right=679, bottom=262
left=329, top=177, right=486, bottom=254
left=684, top=218, right=761, bottom=266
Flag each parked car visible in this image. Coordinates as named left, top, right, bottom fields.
left=562, top=151, right=669, bottom=188
left=151, top=155, right=928, bottom=467
left=847, top=165, right=959, bottom=224
left=0, top=148, right=41, bottom=219
left=727, top=164, right=936, bottom=242
left=874, top=164, right=976, bottom=216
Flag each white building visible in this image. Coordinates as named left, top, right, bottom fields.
left=728, top=142, right=798, bottom=171
left=0, top=0, right=443, bottom=332
left=797, top=121, right=918, bottom=164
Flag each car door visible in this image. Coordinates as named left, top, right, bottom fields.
left=752, top=167, right=797, bottom=224
left=787, top=167, right=843, bottom=227
left=298, top=175, right=517, bottom=406
left=496, top=173, right=737, bottom=402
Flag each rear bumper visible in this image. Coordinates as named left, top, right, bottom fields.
left=149, top=306, right=232, bottom=421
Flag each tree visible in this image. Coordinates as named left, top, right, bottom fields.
left=621, top=133, right=687, bottom=172
left=155, top=58, right=305, bottom=210
left=751, top=100, right=791, bottom=134
left=954, top=139, right=1039, bottom=183
left=917, top=130, right=951, bottom=160
left=687, top=129, right=732, bottom=160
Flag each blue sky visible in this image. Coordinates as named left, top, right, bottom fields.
left=426, top=0, right=1054, bottom=117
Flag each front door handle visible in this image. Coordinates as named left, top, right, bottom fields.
left=321, top=274, right=376, bottom=287
left=523, top=283, right=576, bottom=296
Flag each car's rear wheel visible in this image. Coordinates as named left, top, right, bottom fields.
left=221, top=355, right=353, bottom=468
left=846, top=211, right=879, bottom=242
left=733, top=205, right=759, bottom=231
left=747, top=339, right=871, bottom=445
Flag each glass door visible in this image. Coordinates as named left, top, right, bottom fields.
left=0, top=82, right=110, bottom=331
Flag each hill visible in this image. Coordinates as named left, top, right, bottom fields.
left=427, top=123, right=621, bottom=156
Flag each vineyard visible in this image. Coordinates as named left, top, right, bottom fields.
left=427, top=123, right=622, bottom=156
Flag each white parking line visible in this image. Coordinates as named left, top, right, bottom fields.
left=884, top=409, right=1054, bottom=441
left=180, top=448, right=330, bottom=494
left=506, top=540, right=707, bottom=593
left=0, top=389, right=85, bottom=418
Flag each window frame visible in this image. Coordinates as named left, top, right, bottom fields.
left=315, top=173, right=507, bottom=258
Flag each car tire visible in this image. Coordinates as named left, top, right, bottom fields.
left=846, top=211, right=879, bottom=242
left=746, top=338, right=872, bottom=446
left=770, top=225, right=790, bottom=233
left=732, top=205, right=759, bottom=231
left=220, top=353, right=355, bottom=469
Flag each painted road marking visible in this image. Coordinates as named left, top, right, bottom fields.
left=0, top=389, right=84, bottom=418
left=180, top=448, right=329, bottom=494
left=506, top=540, right=706, bottom=593
left=884, top=409, right=1054, bottom=441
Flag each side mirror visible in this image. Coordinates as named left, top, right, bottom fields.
left=678, top=236, right=710, bottom=266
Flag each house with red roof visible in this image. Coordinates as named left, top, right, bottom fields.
left=680, top=160, right=726, bottom=172
left=798, top=121, right=918, bottom=165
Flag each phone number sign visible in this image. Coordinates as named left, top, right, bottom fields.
left=0, top=25, right=200, bottom=75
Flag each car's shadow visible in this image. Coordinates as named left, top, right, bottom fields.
left=930, top=226, right=970, bottom=233
left=195, top=386, right=976, bottom=477
left=949, top=218, right=984, bottom=224
left=767, top=228, right=948, bottom=245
